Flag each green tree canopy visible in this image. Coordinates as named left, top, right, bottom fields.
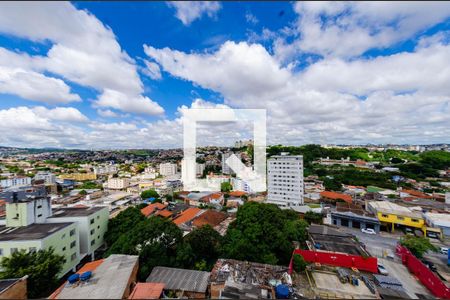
left=140, top=189, right=160, bottom=200
left=304, top=211, right=323, bottom=225
left=104, top=207, right=146, bottom=246
left=293, top=254, right=307, bottom=272
left=220, top=182, right=232, bottom=192
left=0, top=248, right=65, bottom=298
left=400, top=235, right=437, bottom=258
left=221, top=202, right=308, bottom=265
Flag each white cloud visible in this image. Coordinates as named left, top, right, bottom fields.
left=142, top=60, right=162, bottom=80
left=287, top=1, right=450, bottom=58
left=0, top=66, right=80, bottom=104
left=94, top=89, right=164, bottom=116
left=97, top=109, right=119, bottom=118
left=33, top=106, right=88, bottom=123
left=0, top=2, right=164, bottom=115
left=167, top=1, right=221, bottom=25
left=245, top=12, right=258, bottom=25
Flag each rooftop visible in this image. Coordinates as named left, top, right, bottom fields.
left=141, top=203, right=167, bottom=217
left=368, top=201, right=422, bottom=219
left=0, top=222, right=73, bottom=241
left=50, top=206, right=106, bottom=218
left=55, top=254, right=139, bottom=299
left=146, top=266, right=210, bottom=294
left=128, top=282, right=165, bottom=299
left=0, top=277, right=25, bottom=293
left=173, top=207, right=203, bottom=226
left=320, top=191, right=352, bottom=204
left=192, top=210, right=227, bottom=228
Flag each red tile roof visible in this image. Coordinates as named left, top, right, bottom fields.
left=155, top=209, right=173, bottom=218
left=320, top=191, right=352, bottom=204
left=128, top=282, right=165, bottom=299
left=229, top=191, right=247, bottom=197
left=402, top=189, right=432, bottom=199
left=192, top=210, right=227, bottom=228
left=173, top=207, right=202, bottom=225
left=141, top=203, right=167, bottom=217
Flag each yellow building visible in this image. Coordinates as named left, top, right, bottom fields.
left=59, top=173, right=97, bottom=181
left=368, top=201, right=425, bottom=232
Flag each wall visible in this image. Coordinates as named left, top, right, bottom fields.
left=0, top=276, right=27, bottom=299
left=42, top=223, right=80, bottom=276
left=289, top=249, right=378, bottom=273
left=377, top=212, right=424, bottom=229
left=0, top=240, right=42, bottom=258
left=396, top=245, right=450, bottom=299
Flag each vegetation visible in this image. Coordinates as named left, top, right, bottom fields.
left=221, top=202, right=308, bottom=265
left=220, top=182, right=233, bottom=192
left=400, top=236, right=437, bottom=258
left=303, top=211, right=323, bottom=224
left=140, top=189, right=160, bottom=201
left=292, top=254, right=307, bottom=272
left=104, top=207, right=146, bottom=246
left=79, top=181, right=102, bottom=189
left=0, top=248, right=65, bottom=298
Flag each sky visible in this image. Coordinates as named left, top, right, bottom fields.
left=0, top=1, right=450, bottom=149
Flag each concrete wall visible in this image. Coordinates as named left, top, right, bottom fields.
left=0, top=277, right=27, bottom=299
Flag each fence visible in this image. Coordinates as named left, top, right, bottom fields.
left=289, top=249, right=378, bottom=273
left=396, top=245, right=450, bottom=299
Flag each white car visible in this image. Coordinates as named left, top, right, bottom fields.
left=440, top=247, right=448, bottom=255
left=378, top=264, right=389, bottom=275
left=361, top=228, right=376, bottom=235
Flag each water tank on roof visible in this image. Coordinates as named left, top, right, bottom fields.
left=80, top=271, right=92, bottom=281
left=275, top=284, right=289, bottom=299
left=68, top=273, right=79, bottom=284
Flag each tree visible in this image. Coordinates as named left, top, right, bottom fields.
left=181, top=225, right=222, bottom=270
left=140, top=189, right=160, bottom=201
left=136, top=203, right=148, bottom=209
left=106, top=216, right=183, bottom=280
left=221, top=182, right=232, bottom=192
left=79, top=189, right=87, bottom=195
left=0, top=248, right=65, bottom=298
left=304, top=211, right=323, bottom=225
left=323, top=178, right=342, bottom=191
left=293, top=254, right=307, bottom=272
left=104, top=207, right=146, bottom=246
left=400, top=236, right=437, bottom=258
left=221, top=202, right=308, bottom=265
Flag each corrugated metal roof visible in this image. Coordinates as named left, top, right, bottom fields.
left=146, top=267, right=210, bottom=293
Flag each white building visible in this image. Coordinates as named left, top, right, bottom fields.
left=159, top=163, right=177, bottom=177
left=34, top=171, right=56, bottom=184
left=0, top=176, right=31, bottom=189
left=424, top=212, right=450, bottom=237
left=93, top=164, right=118, bottom=175
left=106, top=178, right=130, bottom=190
left=267, top=155, right=304, bottom=207
left=222, top=152, right=239, bottom=175
left=196, top=163, right=205, bottom=176
left=231, top=177, right=253, bottom=193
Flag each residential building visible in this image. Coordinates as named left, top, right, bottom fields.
left=146, top=266, right=210, bottom=299
left=107, top=178, right=130, bottom=190
left=46, top=206, right=109, bottom=260
left=221, top=152, right=234, bottom=175
left=231, top=177, right=253, bottom=193
left=0, top=176, right=31, bottom=189
left=129, top=283, right=164, bottom=299
left=59, top=173, right=97, bottom=181
left=424, top=212, right=450, bottom=237
left=267, top=155, right=304, bottom=207
left=320, top=191, right=353, bottom=204
left=331, top=211, right=381, bottom=233
left=159, top=163, right=177, bottom=176
left=93, top=164, right=118, bottom=176
left=50, top=254, right=139, bottom=299
left=33, top=171, right=56, bottom=185
left=367, top=201, right=425, bottom=232
left=0, top=222, right=80, bottom=276
left=141, top=203, right=167, bottom=218
left=0, top=276, right=28, bottom=299
left=196, top=163, right=205, bottom=176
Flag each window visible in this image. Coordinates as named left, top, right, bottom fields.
left=90, top=229, right=95, bottom=235
left=90, top=239, right=95, bottom=246
left=90, top=219, right=95, bottom=224
left=37, top=205, right=42, bottom=209
left=70, top=241, right=76, bottom=249
left=411, top=219, right=419, bottom=223
left=381, top=214, right=388, bottom=218
left=70, top=229, right=76, bottom=236
left=97, top=235, right=100, bottom=239
left=397, top=216, right=404, bottom=221
left=62, top=247, right=66, bottom=251
left=71, top=253, right=77, bottom=261
left=37, top=214, right=42, bottom=218
left=10, top=248, right=18, bottom=254
left=97, top=225, right=100, bottom=229
left=97, top=215, right=100, bottom=219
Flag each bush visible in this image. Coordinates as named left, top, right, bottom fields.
left=293, top=254, right=307, bottom=272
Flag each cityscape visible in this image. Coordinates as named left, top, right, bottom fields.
left=0, top=1, right=450, bottom=300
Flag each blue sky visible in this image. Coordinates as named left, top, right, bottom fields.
left=0, top=2, right=450, bottom=149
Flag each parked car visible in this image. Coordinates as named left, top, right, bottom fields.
left=403, top=227, right=414, bottom=236
left=377, top=263, right=389, bottom=275
left=361, top=228, right=376, bottom=235
left=421, top=259, right=437, bottom=272
left=440, top=247, right=448, bottom=255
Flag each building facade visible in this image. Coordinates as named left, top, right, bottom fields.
left=159, top=163, right=177, bottom=176
left=106, top=178, right=130, bottom=190
left=0, top=177, right=31, bottom=189
left=33, top=171, right=56, bottom=185
left=267, top=155, right=304, bottom=207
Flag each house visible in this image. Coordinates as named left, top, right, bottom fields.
left=367, top=201, right=425, bottom=233
left=172, top=207, right=204, bottom=226
left=424, top=212, right=450, bottom=237
left=146, top=266, right=210, bottom=298
left=50, top=254, right=139, bottom=299
left=182, top=192, right=224, bottom=207
left=128, top=283, right=165, bottom=299
left=320, top=191, right=352, bottom=204
left=192, top=210, right=227, bottom=229
left=140, top=203, right=167, bottom=218
left=0, top=276, right=27, bottom=299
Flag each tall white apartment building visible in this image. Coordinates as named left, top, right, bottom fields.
left=267, top=155, right=304, bottom=207
left=34, top=171, right=56, bottom=184
left=0, top=176, right=31, bottom=189
left=106, top=178, right=130, bottom=190
left=93, top=164, right=118, bottom=175
left=159, top=163, right=177, bottom=176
